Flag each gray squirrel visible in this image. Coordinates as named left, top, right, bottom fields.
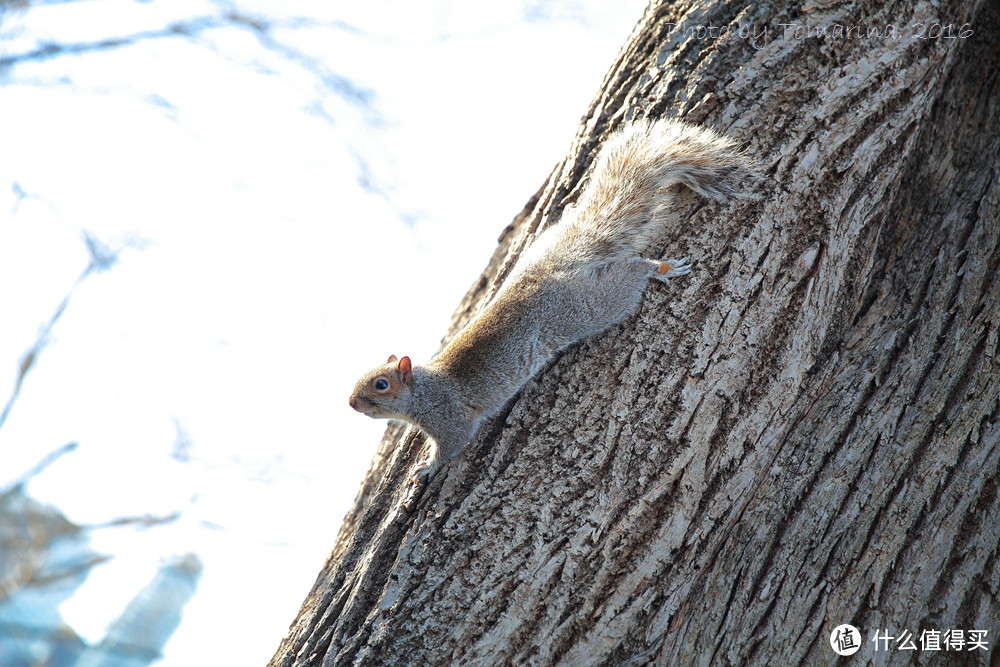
left=349, top=118, right=747, bottom=482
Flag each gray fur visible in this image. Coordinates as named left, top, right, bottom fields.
left=349, top=118, right=747, bottom=482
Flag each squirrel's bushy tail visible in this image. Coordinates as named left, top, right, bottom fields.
left=562, top=118, right=747, bottom=265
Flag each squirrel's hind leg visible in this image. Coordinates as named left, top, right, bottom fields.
left=645, top=256, right=692, bottom=285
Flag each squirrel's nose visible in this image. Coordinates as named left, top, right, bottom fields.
left=349, top=397, right=356, bottom=410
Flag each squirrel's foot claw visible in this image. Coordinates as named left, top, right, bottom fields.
left=652, top=256, right=691, bottom=284
left=409, top=460, right=439, bottom=484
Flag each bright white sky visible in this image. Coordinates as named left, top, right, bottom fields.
left=0, top=1, right=647, bottom=663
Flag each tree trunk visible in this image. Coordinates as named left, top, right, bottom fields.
left=272, top=0, right=999, bottom=664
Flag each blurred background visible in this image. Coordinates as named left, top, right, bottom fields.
left=0, top=1, right=646, bottom=664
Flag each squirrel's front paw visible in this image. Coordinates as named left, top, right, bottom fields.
left=409, top=459, right=440, bottom=484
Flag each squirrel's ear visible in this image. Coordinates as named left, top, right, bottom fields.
left=397, top=356, right=413, bottom=384
left=387, top=354, right=398, bottom=364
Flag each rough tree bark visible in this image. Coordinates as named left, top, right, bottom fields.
left=272, top=0, right=999, bottom=664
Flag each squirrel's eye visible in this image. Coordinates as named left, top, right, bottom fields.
left=374, top=378, right=389, bottom=392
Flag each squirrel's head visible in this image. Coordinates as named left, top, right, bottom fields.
left=349, top=355, right=414, bottom=419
